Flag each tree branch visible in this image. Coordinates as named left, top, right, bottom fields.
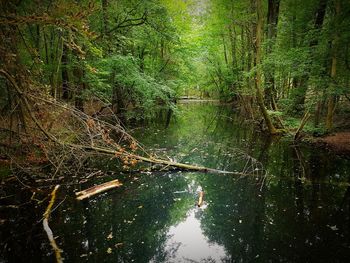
left=94, top=12, right=147, bottom=40
left=43, top=185, right=62, bottom=263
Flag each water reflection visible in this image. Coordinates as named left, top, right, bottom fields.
left=161, top=208, right=227, bottom=262
left=1, top=102, right=350, bottom=262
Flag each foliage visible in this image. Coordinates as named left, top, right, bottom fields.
left=186, top=0, right=350, bottom=130
left=1, top=0, right=350, bottom=133
left=86, top=55, right=176, bottom=120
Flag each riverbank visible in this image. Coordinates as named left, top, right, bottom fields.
left=312, top=131, right=350, bottom=155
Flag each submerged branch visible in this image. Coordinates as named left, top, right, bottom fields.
left=43, top=185, right=62, bottom=263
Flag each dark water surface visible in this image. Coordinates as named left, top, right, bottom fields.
left=1, top=102, right=350, bottom=262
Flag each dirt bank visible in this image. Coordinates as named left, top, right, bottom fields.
left=315, top=132, right=350, bottom=155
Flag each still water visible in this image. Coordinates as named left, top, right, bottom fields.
left=1, top=102, right=350, bottom=262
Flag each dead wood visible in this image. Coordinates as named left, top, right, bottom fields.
left=76, top=144, right=252, bottom=175
left=76, top=179, right=122, bottom=200
left=197, top=191, right=204, bottom=207
left=43, top=185, right=62, bottom=263
left=0, top=68, right=265, bottom=178
left=294, top=111, right=310, bottom=141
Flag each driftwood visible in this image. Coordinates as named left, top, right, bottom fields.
left=197, top=191, right=204, bottom=207
left=76, top=179, right=122, bottom=200
left=43, top=185, right=62, bottom=263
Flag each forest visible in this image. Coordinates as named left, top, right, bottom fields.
left=1, top=0, right=350, bottom=262
left=1, top=0, right=350, bottom=134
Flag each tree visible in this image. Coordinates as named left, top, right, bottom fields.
left=254, top=0, right=279, bottom=134
left=325, top=0, right=340, bottom=131
left=265, top=0, right=280, bottom=110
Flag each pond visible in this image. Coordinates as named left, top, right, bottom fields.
left=1, top=102, right=350, bottom=262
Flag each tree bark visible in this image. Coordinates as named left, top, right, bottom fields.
left=76, top=179, right=122, bottom=200
left=294, top=111, right=310, bottom=141
left=254, top=0, right=279, bottom=134
left=61, top=44, right=69, bottom=100
left=74, top=69, right=85, bottom=112
left=265, top=0, right=280, bottom=110
left=101, top=0, right=109, bottom=35
left=222, top=34, right=228, bottom=66
left=291, top=0, right=328, bottom=114
left=325, top=0, right=339, bottom=131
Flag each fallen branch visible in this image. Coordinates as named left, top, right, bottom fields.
left=43, top=185, right=62, bottom=263
left=0, top=69, right=264, bottom=177
left=294, top=110, right=311, bottom=141
left=76, top=145, right=250, bottom=175
left=0, top=69, right=58, bottom=142
left=197, top=191, right=204, bottom=207
left=76, top=179, right=122, bottom=200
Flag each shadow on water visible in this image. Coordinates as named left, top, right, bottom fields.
left=1, top=102, right=350, bottom=262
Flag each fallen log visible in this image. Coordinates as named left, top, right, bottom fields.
left=43, top=185, right=62, bottom=263
left=75, top=145, right=250, bottom=176
left=76, top=179, right=122, bottom=200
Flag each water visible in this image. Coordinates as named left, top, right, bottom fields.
left=1, top=102, right=350, bottom=262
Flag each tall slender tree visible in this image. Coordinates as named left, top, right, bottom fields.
left=254, top=0, right=279, bottom=134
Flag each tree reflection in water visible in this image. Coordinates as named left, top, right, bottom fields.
left=1, top=103, right=350, bottom=262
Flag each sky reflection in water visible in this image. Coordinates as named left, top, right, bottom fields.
left=1, top=102, right=350, bottom=262
left=162, top=206, right=227, bottom=262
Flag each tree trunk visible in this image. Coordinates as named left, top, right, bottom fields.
left=229, top=25, right=237, bottom=71
left=254, top=0, right=279, bottom=134
left=325, top=96, right=336, bottom=130
left=102, top=0, right=109, bottom=34
left=61, top=44, right=69, bottom=100
left=291, top=0, right=328, bottom=114
left=73, top=67, right=85, bottom=112
left=35, top=25, right=40, bottom=57
left=112, top=85, right=126, bottom=122
left=325, top=0, right=339, bottom=131
left=265, top=0, right=280, bottom=110
left=314, top=100, right=322, bottom=127
left=50, top=31, right=63, bottom=98
left=222, top=34, right=228, bottom=66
